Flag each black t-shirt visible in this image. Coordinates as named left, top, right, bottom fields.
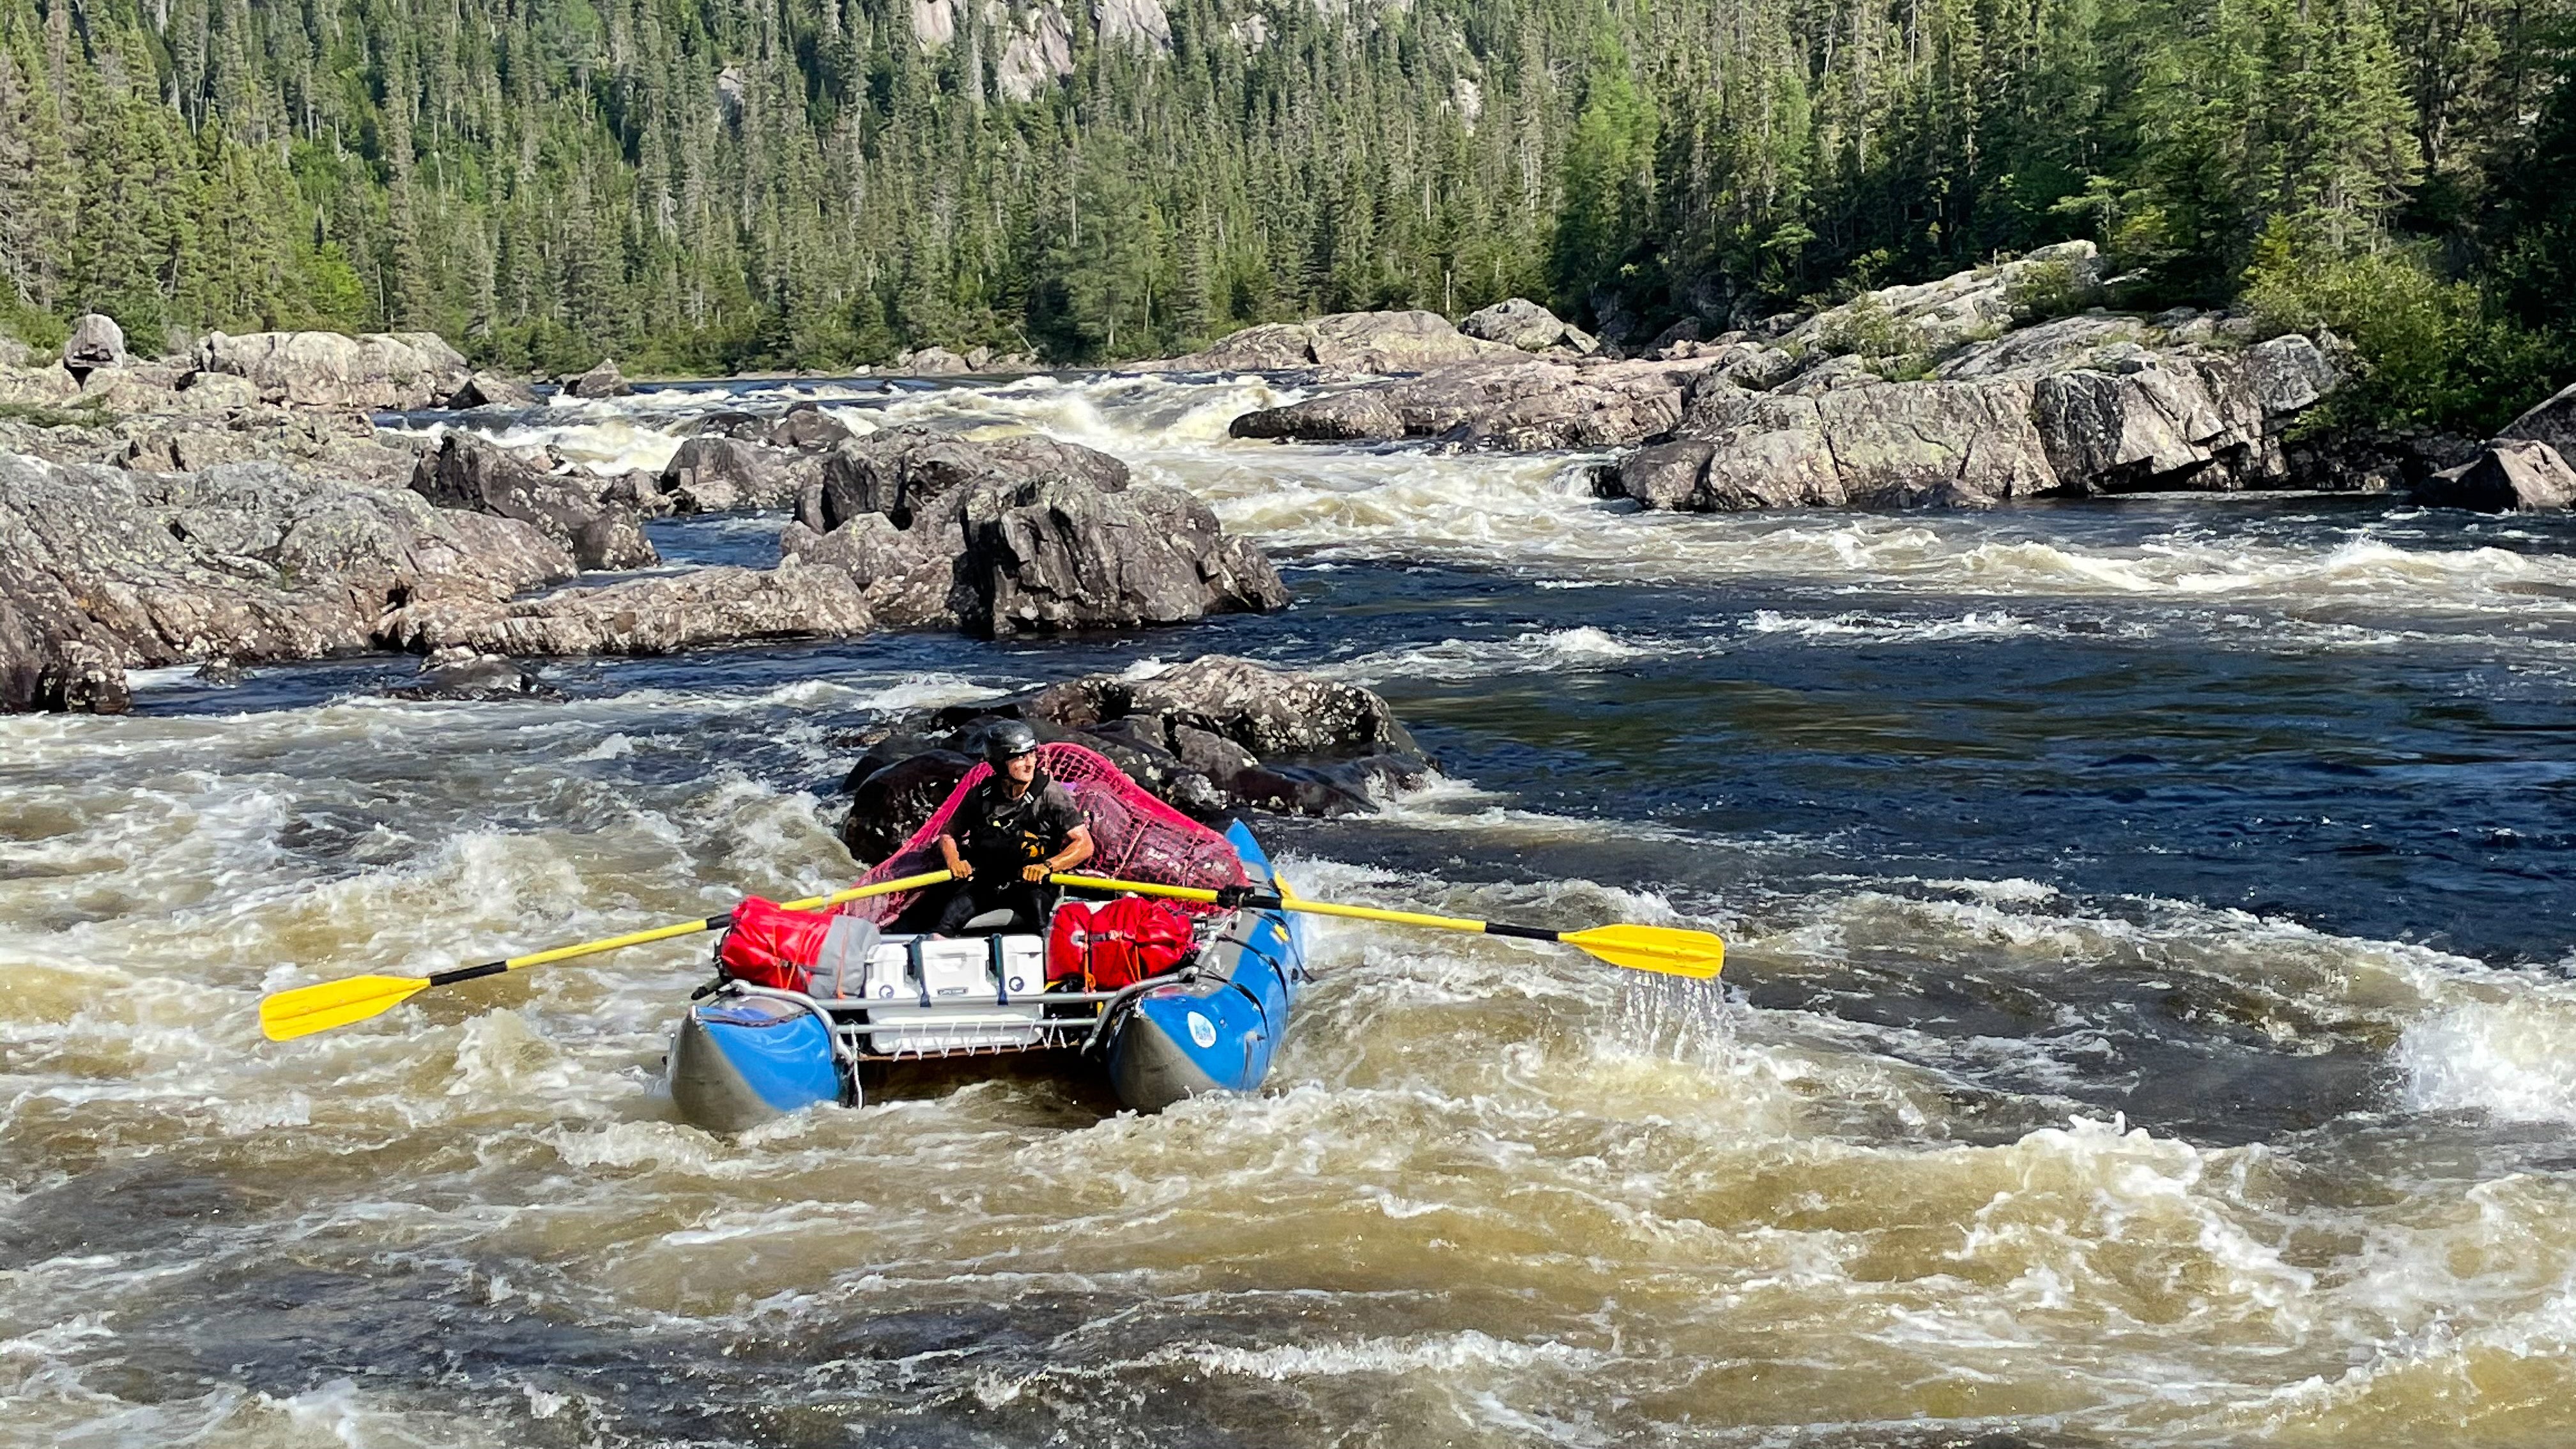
left=948, top=774, right=1085, bottom=875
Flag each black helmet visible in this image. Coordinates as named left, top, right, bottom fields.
left=982, top=719, right=1039, bottom=765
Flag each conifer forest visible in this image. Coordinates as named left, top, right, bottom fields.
left=7, top=0, right=2576, bottom=426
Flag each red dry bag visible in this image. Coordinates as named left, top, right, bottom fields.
left=717, top=896, right=834, bottom=991
left=1046, top=896, right=1196, bottom=990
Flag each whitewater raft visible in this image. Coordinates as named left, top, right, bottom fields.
left=664, top=820, right=1305, bottom=1131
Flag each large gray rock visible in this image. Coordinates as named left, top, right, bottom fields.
left=896, top=346, right=972, bottom=376
left=1232, top=355, right=1717, bottom=449
left=1609, top=379, right=2052, bottom=510
left=410, top=433, right=657, bottom=570
left=0, top=450, right=572, bottom=712
left=195, top=330, right=471, bottom=410
left=770, top=402, right=857, bottom=451
left=659, top=436, right=819, bottom=512
left=63, top=314, right=126, bottom=378
left=2417, top=440, right=2576, bottom=511
left=963, top=478, right=1289, bottom=639
left=802, top=427, right=1131, bottom=533
left=1141, top=310, right=1518, bottom=374
left=2499, top=379, right=2576, bottom=462
left=379, top=562, right=874, bottom=656
left=1460, top=298, right=1599, bottom=355
left=446, top=372, right=538, bottom=410
left=561, top=358, right=631, bottom=399
left=2031, top=357, right=2261, bottom=493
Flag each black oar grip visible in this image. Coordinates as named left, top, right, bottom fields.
left=1483, top=923, right=1563, bottom=943
left=428, top=961, right=509, bottom=988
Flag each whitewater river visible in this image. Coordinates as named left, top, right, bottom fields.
left=8, top=371, right=2576, bottom=1446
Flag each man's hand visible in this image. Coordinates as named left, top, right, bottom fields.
left=1022, top=862, right=1049, bottom=883
left=953, top=861, right=974, bottom=880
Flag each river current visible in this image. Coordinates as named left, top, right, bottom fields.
left=6, top=371, right=2576, bottom=1446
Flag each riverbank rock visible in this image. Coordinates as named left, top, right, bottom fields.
left=833, top=656, right=1431, bottom=855
left=1233, top=355, right=1718, bottom=449
left=2497, top=380, right=2576, bottom=461
left=446, top=372, right=538, bottom=410
left=195, top=330, right=471, bottom=410
left=896, top=346, right=971, bottom=375
left=379, top=562, right=873, bottom=657
left=780, top=426, right=1283, bottom=636
left=0, top=450, right=574, bottom=712
left=1136, top=310, right=1518, bottom=374
left=410, top=433, right=657, bottom=570
left=2416, top=439, right=2576, bottom=510
left=63, top=314, right=126, bottom=379
left=1460, top=298, right=1600, bottom=356
left=562, top=359, right=631, bottom=399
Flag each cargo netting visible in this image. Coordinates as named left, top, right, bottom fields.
left=838, top=741, right=1251, bottom=925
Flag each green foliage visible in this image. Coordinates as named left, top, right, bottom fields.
left=2005, top=261, right=2095, bottom=325
left=2243, top=222, right=2566, bottom=434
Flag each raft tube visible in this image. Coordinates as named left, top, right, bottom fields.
left=664, top=821, right=1305, bottom=1130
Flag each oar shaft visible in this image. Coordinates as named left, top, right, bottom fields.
left=429, top=870, right=956, bottom=986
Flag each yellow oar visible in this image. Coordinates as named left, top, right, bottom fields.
left=259, top=870, right=953, bottom=1041
left=1050, top=873, right=1722, bottom=979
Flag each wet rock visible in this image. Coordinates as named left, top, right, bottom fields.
left=0, top=450, right=574, bottom=712
left=964, top=477, right=1289, bottom=639
left=410, top=433, right=657, bottom=570
left=1460, top=298, right=1599, bottom=355
left=63, top=313, right=126, bottom=379
left=561, top=358, right=631, bottom=399
left=770, top=402, right=856, bottom=451
left=1230, top=355, right=1717, bottom=448
left=659, top=436, right=818, bottom=512
left=836, top=657, right=1431, bottom=847
left=379, top=561, right=874, bottom=657
left=381, top=647, right=564, bottom=702
left=802, top=426, right=1131, bottom=533
left=445, top=372, right=537, bottom=410
left=2416, top=439, right=2576, bottom=510
left=1140, top=310, right=1517, bottom=374
left=195, top=330, right=471, bottom=409
left=2498, top=378, right=2576, bottom=462
left=192, top=657, right=246, bottom=686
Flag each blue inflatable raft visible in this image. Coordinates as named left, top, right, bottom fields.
left=664, top=821, right=1306, bottom=1131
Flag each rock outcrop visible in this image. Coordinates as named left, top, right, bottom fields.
left=2416, top=439, right=2576, bottom=511
left=446, top=372, right=537, bottom=410
left=659, top=435, right=823, bottom=512
left=1234, top=355, right=1716, bottom=450
left=0, top=451, right=574, bottom=712
left=63, top=314, right=126, bottom=379
left=379, top=562, right=874, bottom=657
left=1460, top=298, right=1599, bottom=356
left=783, top=427, right=1287, bottom=637
left=2498, top=381, right=2576, bottom=463
left=410, top=434, right=657, bottom=570
left=835, top=656, right=1431, bottom=857
left=1137, top=310, right=1519, bottom=374
left=195, top=330, right=471, bottom=410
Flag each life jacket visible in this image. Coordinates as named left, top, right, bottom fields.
left=718, top=896, right=880, bottom=995
left=1046, top=895, right=1196, bottom=990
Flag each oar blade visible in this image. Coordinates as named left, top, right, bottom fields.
left=1561, top=924, right=1726, bottom=979
left=259, top=974, right=430, bottom=1041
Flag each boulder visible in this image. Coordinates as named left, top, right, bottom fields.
left=1460, top=298, right=1599, bottom=355
left=963, top=478, right=1289, bottom=639
left=802, top=426, right=1131, bottom=533
left=380, top=648, right=564, bottom=702
left=838, top=748, right=979, bottom=862
left=410, top=433, right=657, bottom=571
left=561, top=358, right=631, bottom=399
left=2416, top=439, right=2576, bottom=511
left=0, top=450, right=573, bottom=712
left=2031, top=357, right=2259, bottom=493
left=659, top=436, right=818, bottom=512
left=446, top=372, right=538, bottom=410
left=379, top=562, right=875, bottom=656
left=2498, top=379, right=2576, bottom=462
left=898, top=347, right=972, bottom=376
left=63, top=314, right=126, bottom=378
left=1140, top=310, right=1518, bottom=374
left=1230, top=355, right=1718, bottom=449
left=770, top=402, right=857, bottom=451
left=195, top=330, right=471, bottom=409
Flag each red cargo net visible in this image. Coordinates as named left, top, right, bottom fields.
left=838, top=741, right=1250, bottom=924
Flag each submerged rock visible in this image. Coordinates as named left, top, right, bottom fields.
left=381, top=648, right=564, bottom=702
left=834, top=656, right=1431, bottom=857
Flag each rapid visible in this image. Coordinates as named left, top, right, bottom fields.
left=8, top=371, right=2576, bottom=1446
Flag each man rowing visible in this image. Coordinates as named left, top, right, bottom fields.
left=930, top=721, right=1096, bottom=934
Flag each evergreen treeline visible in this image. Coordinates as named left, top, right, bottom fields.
left=4, top=0, right=2573, bottom=427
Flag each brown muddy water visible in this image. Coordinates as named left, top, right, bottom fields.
left=6, top=373, right=2576, bottom=1446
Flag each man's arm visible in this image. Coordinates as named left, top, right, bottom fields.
left=1024, top=824, right=1094, bottom=882
left=939, top=831, right=973, bottom=879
